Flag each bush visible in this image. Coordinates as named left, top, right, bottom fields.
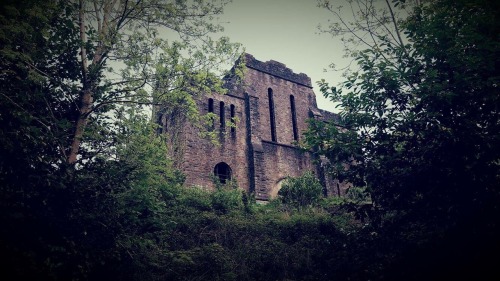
left=278, top=171, right=323, bottom=209
left=210, top=189, right=244, bottom=214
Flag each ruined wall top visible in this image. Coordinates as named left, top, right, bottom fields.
left=243, top=53, right=312, bottom=88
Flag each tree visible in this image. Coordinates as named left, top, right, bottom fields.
left=307, top=0, right=500, bottom=278
left=1, top=0, right=240, bottom=166
left=0, top=2, right=83, bottom=278
left=0, top=0, right=240, bottom=279
left=313, top=0, right=500, bottom=215
left=317, top=0, right=419, bottom=75
left=68, top=0, right=241, bottom=164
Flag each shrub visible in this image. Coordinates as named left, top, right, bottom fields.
left=278, top=171, right=323, bottom=209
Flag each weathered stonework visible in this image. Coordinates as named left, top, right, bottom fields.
left=158, top=53, right=348, bottom=200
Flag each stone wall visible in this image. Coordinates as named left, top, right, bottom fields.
left=181, top=92, right=249, bottom=190
left=160, top=53, right=349, bottom=200
left=256, top=141, right=317, bottom=199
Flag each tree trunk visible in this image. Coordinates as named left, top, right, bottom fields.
left=68, top=0, right=91, bottom=164
left=68, top=88, right=93, bottom=164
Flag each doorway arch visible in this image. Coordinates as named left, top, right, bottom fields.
left=269, top=178, right=287, bottom=199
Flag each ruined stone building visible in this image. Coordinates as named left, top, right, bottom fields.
left=157, top=53, right=347, bottom=201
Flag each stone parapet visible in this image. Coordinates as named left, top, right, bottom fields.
left=243, top=53, right=312, bottom=88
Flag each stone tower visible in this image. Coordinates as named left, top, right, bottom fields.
left=157, top=53, right=346, bottom=201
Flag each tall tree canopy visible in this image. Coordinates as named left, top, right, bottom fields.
left=67, top=0, right=240, bottom=164
left=306, top=0, right=500, bottom=276
left=1, top=0, right=240, bottom=166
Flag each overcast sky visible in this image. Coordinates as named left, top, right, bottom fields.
left=217, top=0, right=350, bottom=112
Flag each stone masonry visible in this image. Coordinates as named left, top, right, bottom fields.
left=157, top=53, right=348, bottom=201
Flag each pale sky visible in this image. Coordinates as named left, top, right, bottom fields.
left=217, top=0, right=350, bottom=112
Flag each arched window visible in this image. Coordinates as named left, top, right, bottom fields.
left=290, top=95, right=298, bottom=141
left=268, top=88, right=277, bottom=142
left=220, top=101, right=225, bottom=130
left=214, top=162, right=232, bottom=184
left=230, top=104, right=235, bottom=133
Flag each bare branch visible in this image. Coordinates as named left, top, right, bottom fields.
left=384, top=0, right=405, bottom=48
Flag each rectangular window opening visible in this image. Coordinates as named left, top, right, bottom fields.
left=290, top=95, right=298, bottom=141
left=208, top=98, right=214, bottom=113
left=268, top=88, right=277, bottom=142
left=220, top=101, right=225, bottom=130
left=208, top=98, right=214, bottom=130
left=230, top=104, right=235, bottom=134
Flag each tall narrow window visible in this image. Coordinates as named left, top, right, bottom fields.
left=220, top=101, right=225, bottom=130
left=208, top=98, right=214, bottom=113
left=230, top=104, right=235, bottom=133
left=290, top=95, right=298, bottom=141
left=208, top=98, right=214, bottom=130
left=156, top=114, right=164, bottom=135
left=268, top=88, right=277, bottom=142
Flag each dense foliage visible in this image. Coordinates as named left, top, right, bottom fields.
left=278, top=171, right=323, bottom=209
left=305, top=0, right=500, bottom=279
